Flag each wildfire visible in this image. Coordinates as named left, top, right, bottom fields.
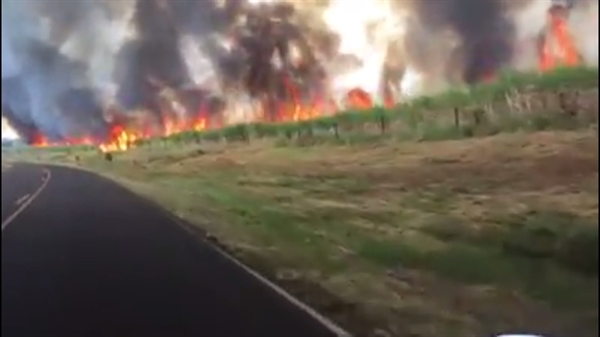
left=539, top=3, right=581, bottom=71
left=26, top=2, right=586, bottom=155
left=96, top=114, right=208, bottom=153
left=346, top=88, right=374, bottom=110
left=31, top=132, right=50, bottom=147
left=98, top=125, right=138, bottom=153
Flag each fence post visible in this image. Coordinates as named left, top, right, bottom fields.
left=379, top=114, right=387, bottom=134
left=454, top=107, right=460, bottom=129
left=333, top=122, right=339, bottom=139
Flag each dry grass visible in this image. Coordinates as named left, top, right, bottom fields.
left=17, top=130, right=594, bottom=337
left=3, top=67, right=598, bottom=336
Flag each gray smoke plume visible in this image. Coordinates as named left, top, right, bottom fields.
left=1, top=0, right=115, bottom=142
left=1, top=0, right=597, bottom=143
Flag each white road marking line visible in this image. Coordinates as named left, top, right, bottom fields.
left=160, top=208, right=353, bottom=337
left=2, top=169, right=51, bottom=231
left=15, top=194, right=31, bottom=206
left=33, top=165, right=352, bottom=336
left=206, top=239, right=354, bottom=337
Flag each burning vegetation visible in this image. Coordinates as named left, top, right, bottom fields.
left=1, top=0, right=596, bottom=153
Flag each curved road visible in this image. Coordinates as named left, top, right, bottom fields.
left=2, top=163, right=344, bottom=337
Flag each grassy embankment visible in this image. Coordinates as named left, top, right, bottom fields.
left=4, top=67, right=599, bottom=337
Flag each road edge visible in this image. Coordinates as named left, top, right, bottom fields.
left=2, top=167, right=51, bottom=231
left=38, top=162, right=353, bottom=337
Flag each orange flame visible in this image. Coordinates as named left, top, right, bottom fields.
left=97, top=113, right=208, bottom=153
left=346, top=88, right=373, bottom=110
left=26, top=2, right=588, bottom=153
left=98, top=125, right=139, bottom=153
left=539, top=5, right=581, bottom=71
left=30, top=84, right=383, bottom=152
left=275, top=76, right=337, bottom=122
left=192, top=118, right=207, bottom=131
left=31, top=132, right=50, bottom=147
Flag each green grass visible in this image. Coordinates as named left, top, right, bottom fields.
left=132, top=66, right=598, bottom=148
left=6, top=131, right=599, bottom=337
left=8, top=66, right=595, bottom=154
left=359, top=212, right=598, bottom=309
left=4, top=66, right=599, bottom=337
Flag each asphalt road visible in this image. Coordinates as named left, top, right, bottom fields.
left=2, top=163, right=343, bottom=337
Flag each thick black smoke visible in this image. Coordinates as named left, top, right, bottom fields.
left=407, top=0, right=515, bottom=84
left=2, top=0, right=595, bottom=143
left=114, top=0, right=191, bottom=113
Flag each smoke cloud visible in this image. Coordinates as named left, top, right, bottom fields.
left=1, top=0, right=598, bottom=143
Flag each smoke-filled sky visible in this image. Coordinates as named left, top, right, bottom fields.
left=1, top=0, right=598, bottom=142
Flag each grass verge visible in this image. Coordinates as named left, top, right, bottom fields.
left=7, top=130, right=598, bottom=337
left=3, top=67, right=598, bottom=337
